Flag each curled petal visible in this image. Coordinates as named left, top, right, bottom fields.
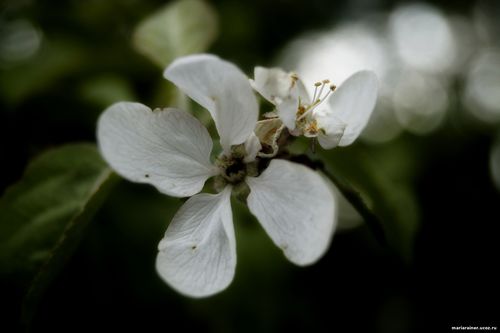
left=243, top=133, right=262, bottom=163
left=156, top=187, right=235, bottom=298
left=254, top=118, right=285, bottom=158
left=316, top=114, right=347, bottom=149
left=97, top=102, right=217, bottom=197
left=325, top=70, right=378, bottom=146
left=246, top=159, right=336, bottom=266
left=276, top=97, right=299, bottom=130
left=164, top=54, right=258, bottom=153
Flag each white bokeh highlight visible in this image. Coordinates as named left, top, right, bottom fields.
left=276, top=3, right=488, bottom=141
left=463, top=49, right=500, bottom=123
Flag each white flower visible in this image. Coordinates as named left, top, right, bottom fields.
left=97, top=54, right=336, bottom=298
left=250, top=67, right=379, bottom=149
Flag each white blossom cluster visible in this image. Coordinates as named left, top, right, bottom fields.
left=97, top=54, right=378, bottom=297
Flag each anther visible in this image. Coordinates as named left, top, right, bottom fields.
left=300, top=78, right=336, bottom=124
left=316, top=79, right=334, bottom=103
left=317, top=81, right=327, bottom=102
left=297, top=105, right=306, bottom=116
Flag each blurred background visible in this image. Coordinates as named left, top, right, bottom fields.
left=1, top=0, right=499, bottom=332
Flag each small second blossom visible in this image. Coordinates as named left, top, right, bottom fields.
left=250, top=66, right=378, bottom=149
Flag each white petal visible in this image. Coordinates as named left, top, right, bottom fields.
left=251, top=67, right=313, bottom=131
left=97, top=102, right=217, bottom=197
left=246, top=159, right=336, bottom=266
left=316, top=114, right=347, bottom=149
left=164, top=54, right=258, bottom=153
left=294, top=78, right=311, bottom=104
left=276, top=96, right=299, bottom=130
left=156, top=187, right=235, bottom=298
left=251, top=67, right=295, bottom=103
left=243, top=132, right=262, bottom=163
left=251, top=66, right=310, bottom=104
left=325, top=70, right=378, bottom=146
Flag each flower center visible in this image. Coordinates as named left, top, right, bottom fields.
left=221, top=155, right=246, bottom=183
left=214, top=144, right=259, bottom=189
left=213, top=150, right=259, bottom=199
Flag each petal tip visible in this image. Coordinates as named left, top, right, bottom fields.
left=163, top=53, right=221, bottom=79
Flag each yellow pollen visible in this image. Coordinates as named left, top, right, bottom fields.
left=296, top=105, right=306, bottom=117
left=306, top=121, right=319, bottom=134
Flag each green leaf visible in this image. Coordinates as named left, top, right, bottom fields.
left=133, top=0, right=218, bottom=68
left=0, top=143, right=118, bottom=323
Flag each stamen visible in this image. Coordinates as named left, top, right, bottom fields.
left=306, top=121, right=319, bottom=135
left=296, top=105, right=306, bottom=117
left=290, top=73, right=299, bottom=88
left=312, top=82, right=321, bottom=102
left=316, top=81, right=327, bottom=102
left=297, top=78, right=336, bottom=124
left=320, top=88, right=333, bottom=102
left=297, top=109, right=312, bottom=121
left=311, top=137, right=317, bottom=154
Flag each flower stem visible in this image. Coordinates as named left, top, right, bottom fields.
left=320, top=165, right=388, bottom=247
left=289, top=154, right=387, bottom=247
